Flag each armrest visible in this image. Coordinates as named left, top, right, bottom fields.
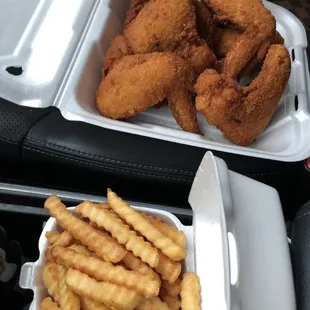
left=292, top=202, right=310, bottom=310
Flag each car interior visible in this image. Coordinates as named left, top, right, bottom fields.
left=1, top=0, right=310, bottom=309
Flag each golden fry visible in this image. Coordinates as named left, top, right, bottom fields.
left=108, top=189, right=187, bottom=261
left=66, top=268, right=141, bottom=310
left=80, top=296, right=111, bottom=310
left=44, top=247, right=53, bottom=262
left=136, top=297, right=170, bottom=310
left=40, top=297, right=60, bottom=310
left=53, top=230, right=74, bottom=247
left=45, top=231, right=60, bottom=245
left=44, top=195, right=126, bottom=263
left=58, top=265, right=80, bottom=310
left=160, top=293, right=180, bottom=310
left=180, top=273, right=201, bottom=310
left=162, top=278, right=181, bottom=296
left=155, top=251, right=181, bottom=283
left=52, top=245, right=160, bottom=298
left=43, top=262, right=60, bottom=303
left=122, top=251, right=161, bottom=285
left=77, top=202, right=159, bottom=268
left=69, top=244, right=93, bottom=256
left=146, top=215, right=186, bottom=248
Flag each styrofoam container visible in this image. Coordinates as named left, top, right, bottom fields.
left=0, top=0, right=309, bottom=161
left=19, top=152, right=296, bottom=310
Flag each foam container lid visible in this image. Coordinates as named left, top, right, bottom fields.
left=0, top=0, right=309, bottom=161
left=19, top=152, right=296, bottom=310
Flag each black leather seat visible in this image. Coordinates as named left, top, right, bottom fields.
left=292, top=201, right=310, bottom=310
left=0, top=98, right=309, bottom=217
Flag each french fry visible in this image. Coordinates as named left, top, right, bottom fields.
left=58, top=265, right=80, bottom=310
left=180, top=273, right=201, bottom=310
left=40, top=297, right=60, bottom=310
left=96, top=202, right=110, bottom=209
left=80, top=296, right=112, bottom=310
left=122, top=251, right=161, bottom=285
left=136, top=297, right=170, bottom=310
left=155, top=251, right=181, bottom=283
left=77, top=202, right=159, bottom=268
left=45, top=231, right=61, bottom=245
left=43, top=262, right=60, bottom=303
left=44, top=195, right=126, bottom=263
left=53, top=230, right=74, bottom=247
left=52, top=245, right=160, bottom=298
left=66, top=268, right=141, bottom=310
left=44, top=247, right=53, bottom=262
left=69, top=244, right=93, bottom=256
left=162, top=278, right=181, bottom=296
left=160, top=293, right=180, bottom=310
left=146, top=215, right=186, bottom=248
left=107, top=189, right=187, bottom=261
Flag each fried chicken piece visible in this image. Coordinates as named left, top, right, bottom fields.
left=103, top=35, right=133, bottom=75
left=124, top=0, right=216, bottom=76
left=203, top=0, right=276, bottom=79
left=193, top=0, right=214, bottom=49
left=213, top=27, right=284, bottom=77
left=124, top=0, right=150, bottom=26
left=97, top=53, right=200, bottom=133
left=195, top=45, right=291, bottom=145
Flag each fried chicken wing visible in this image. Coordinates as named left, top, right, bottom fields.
left=103, top=35, right=133, bottom=75
left=195, top=45, right=291, bottom=145
left=97, top=53, right=200, bottom=133
left=194, top=0, right=214, bottom=49
left=124, top=0, right=150, bottom=27
left=213, top=27, right=284, bottom=77
left=124, top=0, right=216, bottom=76
left=203, top=0, right=276, bottom=79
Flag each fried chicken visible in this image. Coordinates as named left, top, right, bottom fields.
left=103, top=35, right=133, bottom=75
left=124, top=0, right=216, bottom=76
left=194, top=0, right=214, bottom=49
left=203, top=0, right=276, bottom=79
left=213, top=27, right=284, bottom=78
left=97, top=53, right=200, bottom=133
left=194, top=45, right=291, bottom=145
left=124, top=0, right=150, bottom=27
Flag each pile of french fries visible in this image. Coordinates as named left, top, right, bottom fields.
left=40, top=189, right=201, bottom=310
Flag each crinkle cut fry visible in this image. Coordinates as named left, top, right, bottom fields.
left=76, top=201, right=159, bottom=267
left=107, top=189, right=187, bottom=261
left=43, top=262, right=60, bottom=303
left=80, top=296, right=111, bottom=310
left=155, top=250, right=181, bottom=283
left=53, top=230, right=74, bottom=247
left=44, top=195, right=126, bottom=263
left=40, top=297, right=60, bottom=310
left=145, top=215, right=186, bottom=248
left=122, top=251, right=161, bottom=285
left=66, top=268, right=141, bottom=310
left=45, top=231, right=60, bottom=245
left=162, top=278, right=182, bottom=296
left=52, top=245, right=160, bottom=298
left=136, top=297, right=170, bottom=310
left=58, top=265, right=80, bottom=310
left=68, top=244, right=93, bottom=256
left=180, top=273, right=201, bottom=310
left=160, top=293, right=180, bottom=310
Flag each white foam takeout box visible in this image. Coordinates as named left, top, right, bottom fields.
left=0, top=0, right=310, bottom=161
left=19, top=152, right=296, bottom=310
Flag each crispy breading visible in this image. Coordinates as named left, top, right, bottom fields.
left=195, top=44, right=291, bottom=145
